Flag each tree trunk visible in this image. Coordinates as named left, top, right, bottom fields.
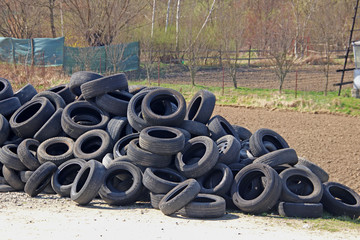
left=49, top=0, right=56, bottom=38
left=175, top=0, right=181, bottom=55
left=165, top=0, right=171, bottom=33
left=151, top=0, right=156, bottom=38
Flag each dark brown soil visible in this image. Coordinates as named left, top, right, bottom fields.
left=214, top=105, right=360, bottom=194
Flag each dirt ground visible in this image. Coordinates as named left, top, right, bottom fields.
left=1, top=106, right=360, bottom=240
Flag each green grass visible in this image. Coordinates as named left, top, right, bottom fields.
left=302, top=213, right=360, bottom=232
left=130, top=80, right=360, bottom=117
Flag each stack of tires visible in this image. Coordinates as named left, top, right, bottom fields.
left=0, top=71, right=359, bottom=220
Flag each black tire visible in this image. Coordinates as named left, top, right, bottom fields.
left=10, top=97, right=55, bottom=138
left=14, top=83, right=37, bottom=105
left=208, top=115, right=239, bottom=141
left=20, top=170, right=34, bottom=183
left=175, top=136, right=219, bottom=178
left=0, top=97, right=21, bottom=118
left=150, top=192, right=165, bottom=209
left=18, top=138, right=41, bottom=170
left=178, top=120, right=209, bottom=137
left=80, top=73, right=128, bottom=100
left=99, top=161, right=143, bottom=206
left=278, top=202, right=323, bottom=218
left=113, top=133, right=139, bottom=158
left=296, top=157, right=329, bottom=183
left=0, top=77, right=13, bottom=100
left=2, top=165, right=24, bottom=190
left=47, top=84, right=76, bottom=104
left=95, top=90, right=133, bottom=117
left=197, top=163, right=233, bottom=196
left=69, top=71, right=103, bottom=96
left=33, top=108, right=63, bottom=142
left=231, top=163, right=282, bottom=214
left=139, top=126, right=185, bottom=155
left=73, top=129, right=112, bottom=161
left=142, top=167, right=186, bottom=194
left=51, top=158, right=86, bottom=197
left=185, top=90, right=216, bottom=124
left=232, top=125, right=252, bottom=141
left=37, top=137, right=74, bottom=166
left=249, top=128, right=289, bottom=157
left=129, top=85, right=147, bottom=95
left=70, top=160, right=107, bottom=205
left=127, top=91, right=151, bottom=132
left=178, top=194, right=226, bottom=218
left=24, top=162, right=57, bottom=197
left=253, top=148, right=298, bottom=167
left=321, top=181, right=360, bottom=219
left=0, top=114, right=10, bottom=146
left=33, top=91, right=66, bottom=110
left=141, top=88, right=186, bottom=127
left=228, top=162, right=247, bottom=176
left=106, top=116, right=128, bottom=143
left=0, top=184, right=17, bottom=192
left=216, top=135, right=241, bottom=165
left=279, top=167, right=323, bottom=203
left=61, top=101, right=110, bottom=138
left=127, top=139, right=172, bottom=168
left=0, top=144, right=27, bottom=171
left=159, top=179, right=201, bottom=216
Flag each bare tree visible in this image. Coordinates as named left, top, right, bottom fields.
left=105, top=43, right=129, bottom=74
left=0, top=0, right=44, bottom=38
left=64, top=0, right=146, bottom=46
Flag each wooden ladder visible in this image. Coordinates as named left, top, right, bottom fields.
left=335, top=0, right=360, bottom=96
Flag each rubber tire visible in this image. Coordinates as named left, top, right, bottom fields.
left=70, top=160, right=107, bottom=205
left=216, top=135, right=241, bottom=165
left=0, top=114, right=10, bottom=146
left=179, top=120, right=209, bottom=137
left=127, top=91, right=151, bottom=132
left=37, top=137, right=74, bottom=166
left=106, top=116, right=128, bottom=143
left=178, top=194, right=226, bottom=218
left=33, top=108, right=63, bottom=142
left=20, top=170, right=34, bottom=183
left=2, top=165, right=24, bottom=190
left=296, top=157, right=329, bottom=183
left=10, top=97, right=55, bottom=138
left=102, top=153, right=114, bottom=169
left=113, top=133, right=139, bottom=158
left=33, top=91, right=66, bottom=110
left=232, top=125, right=252, bottom=141
left=231, top=163, right=282, bottom=214
left=197, top=163, right=233, bottom=196
left=142, top=167, right=186, bottom=194
left=80, top=73, right=128, bottom=100
left=51, top=158, right=86, bottom=197
left=208, top=115, right=239, bottom=141
left=0, top=97, right=21, bottom=118
left=47, top=84, right=76, bottom=104
left=150, top=192, right=165, bottom=209
left=278, top=202, right=323, bottom=218
left=129, top=85, right=147, bottom=95
left=159, top=179, right=201, bottom=216
left=0, top=144, right=27, bottom=171
left=99, top=161, right=143, bottom=206
left=14, top=83, right=37, bottom=105
left=141, top=88, right=186, bottom=127
left=24, top=162, right=57, bottom=197
left=185, top=90, right=216, bottom=124
left=95, top=90, right=133, bottom=117
left=139, top=126, right=185, bottom=155
left=175, top=136, right=219, bottom=178
left=69, top=71, right=103, bottom=96
left=321, top=181, right=360, bottom=219
left=249, top=128, right=289, bottom=157
left=279, top=167, right=323, bottom=203
left=0, top=78, right=13, bottom=100
left=61, top=101, right=110, bottom=138
left=127, top=139, right=172, bottom=168
left=253, top=148, right=298, bottom=167
left=17, top=138, right=41, bottom=170
left=73, top=129, right=112, bottom=161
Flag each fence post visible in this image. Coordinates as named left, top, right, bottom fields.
left=295, top=70, right=298, bottom=98
left=31, top=38, right=35, bottom=66
left=11, top=38, right=16, bottom=70
left=158, top=60, right=160, bottom=86
left=248, top=45, right=252, bottom=67
left=222, top=65, right=225, bottom=95
left=219, top=47, right=222, bottom=67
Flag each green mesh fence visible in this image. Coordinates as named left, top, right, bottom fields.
left=0, top=37, right=140, bottom=74
left=63, top=41, right=140, bottom=74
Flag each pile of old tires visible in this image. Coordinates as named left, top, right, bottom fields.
left=0, top=72, right=359, bottom=220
